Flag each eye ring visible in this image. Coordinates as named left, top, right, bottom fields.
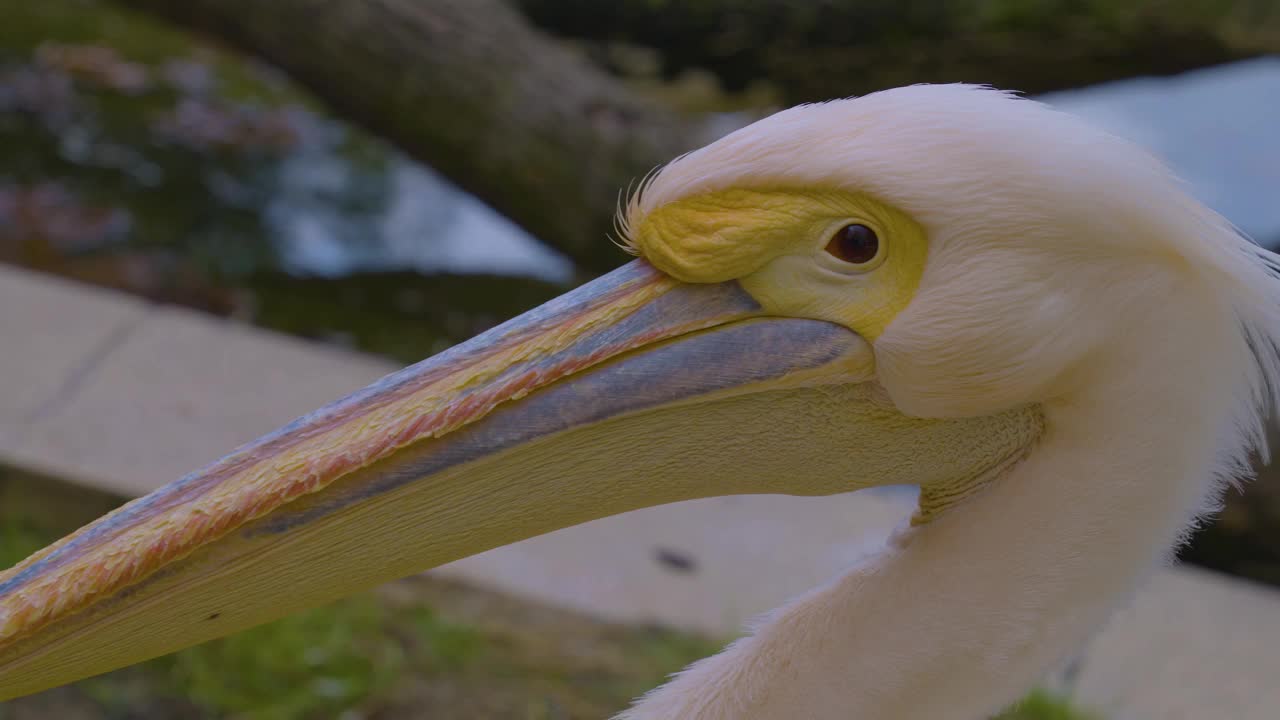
left=825, top=223, right=881, bottom=266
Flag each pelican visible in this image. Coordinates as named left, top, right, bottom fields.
left=2, top=84, right=1278, bottom=719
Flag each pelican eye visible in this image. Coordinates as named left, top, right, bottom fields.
left=825, top=224, right=880, bottom=265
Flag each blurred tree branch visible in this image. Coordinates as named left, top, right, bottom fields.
left=516, top=0, right=1280, bottom=104
left=108, top=0, right=725, bottom=275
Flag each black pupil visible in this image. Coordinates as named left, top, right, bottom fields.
left=827, top=224, right=879, bottom=265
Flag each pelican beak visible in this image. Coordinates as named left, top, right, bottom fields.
left=0, top=259, right=1038, bottom=699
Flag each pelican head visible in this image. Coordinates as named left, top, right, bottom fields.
left=3, top=85, right=1278, bottom=719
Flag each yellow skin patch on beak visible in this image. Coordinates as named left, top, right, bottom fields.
left=630, top=187, right=929, bottom=340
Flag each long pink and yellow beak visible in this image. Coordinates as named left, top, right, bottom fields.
left=0, top=260, right=862, bottom=698
left=0, top=259, right=1040, bottom=700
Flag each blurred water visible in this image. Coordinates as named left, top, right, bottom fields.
left=276, top=153, right=574, bottom=281
left=278, top=57, right=1280, bottom=282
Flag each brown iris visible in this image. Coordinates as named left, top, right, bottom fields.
left=826, top=223, right=880, bottom=265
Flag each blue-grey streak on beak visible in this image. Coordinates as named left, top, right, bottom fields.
left=0, top=259, right=871, bottom=699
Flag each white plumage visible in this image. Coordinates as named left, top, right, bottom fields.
left=618, top=85, right=1280, bottom=719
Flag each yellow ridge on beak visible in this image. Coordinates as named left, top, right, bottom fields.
left=0, top=260, right=1040, bottom=700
